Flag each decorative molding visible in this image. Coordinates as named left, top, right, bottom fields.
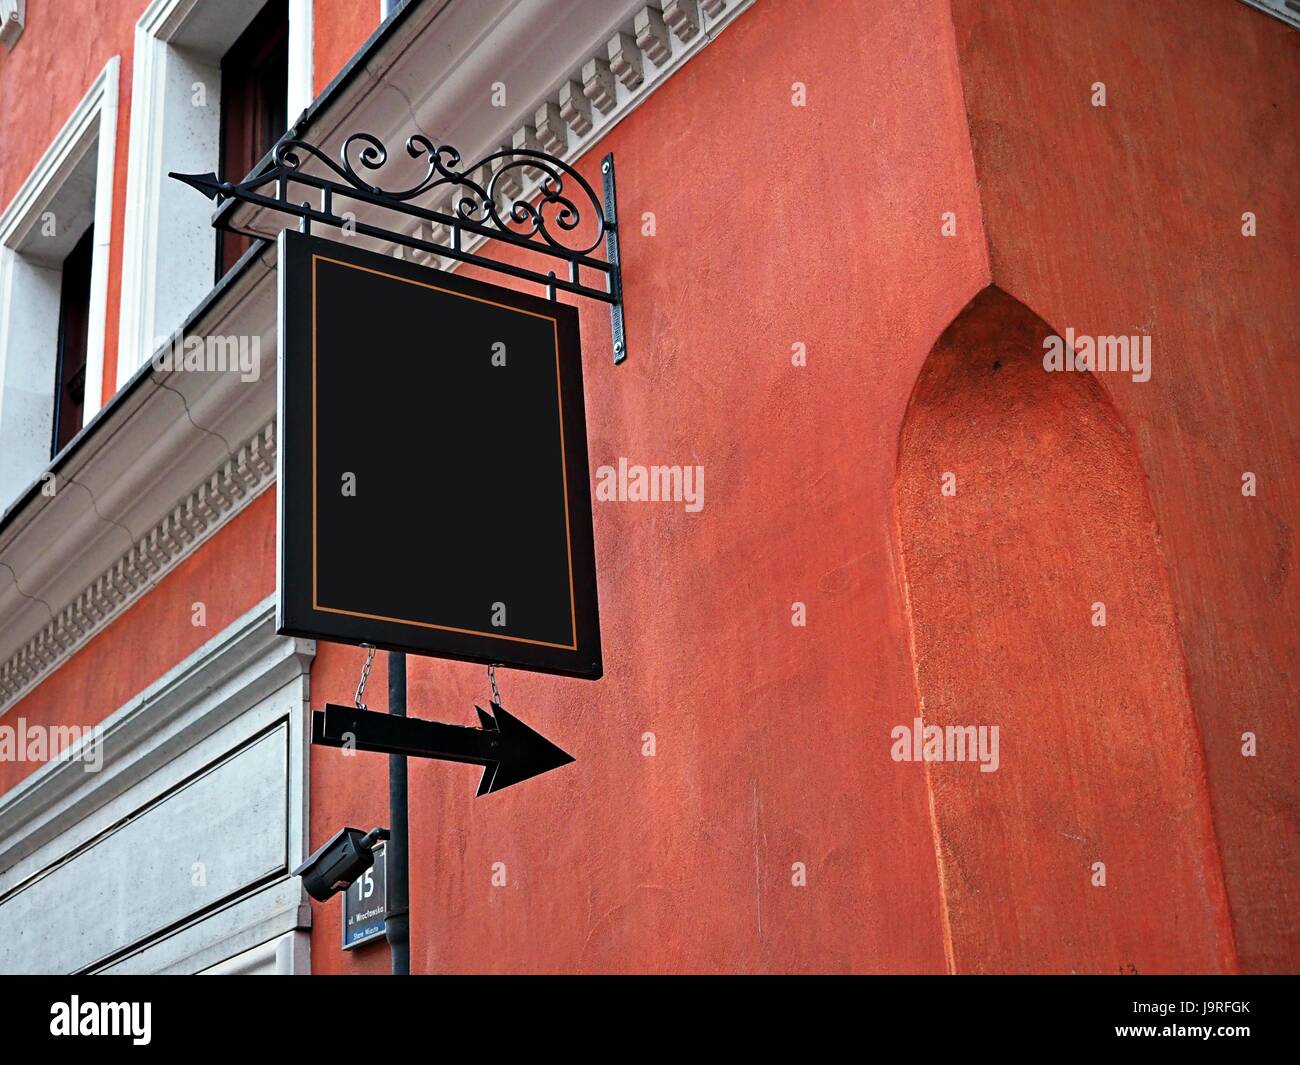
left=633, top=7, right=671, bottom=66
left=663, top=0, right=701, bottom=44
left=0, top=419, right=277, bottom=711
left=581, top=56, right=617, bottom=115
left=608, top=30, right=643, bottom=91
left=0, top=0, right=24, bottom=50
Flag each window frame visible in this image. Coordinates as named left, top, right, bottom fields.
left=0, top=56, right=118, bottom=505
left=115, top=0, right=311, bottom=390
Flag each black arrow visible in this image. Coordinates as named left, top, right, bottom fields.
left=311, top=702, right=574, bottom=795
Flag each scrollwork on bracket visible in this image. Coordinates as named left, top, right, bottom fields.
left=259, top=132, right=609, bottom=256
left=169, top=127, right=627, bottom=361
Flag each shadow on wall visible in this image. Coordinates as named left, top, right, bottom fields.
left=893, top=285, right=1237, bottom=975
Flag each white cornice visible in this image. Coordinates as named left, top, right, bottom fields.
left=0, top=420, right=277, bottom=710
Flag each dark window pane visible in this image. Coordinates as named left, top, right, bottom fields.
left=53, top=225, right=94, bottom=455
left=217, top=0, right=289, bottom=278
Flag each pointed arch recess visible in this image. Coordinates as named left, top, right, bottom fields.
left=894, top=286, right=1235, bottom=974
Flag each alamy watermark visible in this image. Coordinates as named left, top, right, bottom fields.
left=0, top=719, right=103, bottom=773
left=891, top=716, right=1000, bottom=773
left=594, top=458, right=705, bottom=513
left=50, top=997, right=150, bottom=1045
left=151, top=332, right=261, bottom=382
left=1043, top=328, right=1151, bottom=382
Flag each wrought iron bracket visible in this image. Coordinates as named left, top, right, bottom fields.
left=170, top=132, right=628, bottom=363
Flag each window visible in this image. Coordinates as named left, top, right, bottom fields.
left=217, top=0, right=290, bottom=278
left=117, top=0, right=311, bottom=388
left=52, top=226, right=94, bottom=454
left=0, top=57, right=117, bottom=504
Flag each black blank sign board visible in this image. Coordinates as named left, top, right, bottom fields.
left=277, top=231, right=602, bottom=679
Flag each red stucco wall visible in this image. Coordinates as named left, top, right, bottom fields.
left=307, top=0, right=989, bottom=974
left=949, top=0, right=1300, bottom=972
left=313, top=0, right=379, bottom=95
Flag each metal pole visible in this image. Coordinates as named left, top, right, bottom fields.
left=386, top=650, right=411, bottom=975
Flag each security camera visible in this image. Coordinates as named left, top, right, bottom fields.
left=293, top=826, right=390, bottom=902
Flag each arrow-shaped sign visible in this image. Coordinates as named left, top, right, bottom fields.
left=311, top=702, right=574, bottom=795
